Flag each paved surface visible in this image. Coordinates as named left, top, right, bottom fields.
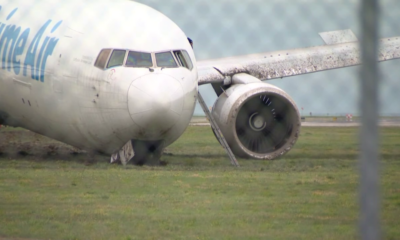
left=301, top=121, right=400, bottom=127
left=190, top=117, right=400, bottom=127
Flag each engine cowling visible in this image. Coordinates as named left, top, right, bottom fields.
left=211, top=80, right=300, bottom=160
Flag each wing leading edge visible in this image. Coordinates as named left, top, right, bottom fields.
left=197, top=31, right=400, bottom=85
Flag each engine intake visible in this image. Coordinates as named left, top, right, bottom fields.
left=212, top=81, right=300, bottom=160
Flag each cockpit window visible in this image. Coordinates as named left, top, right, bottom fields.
left=155, top=52, right=178, bottom=68
left=107, top=50, right=126, bottom=68
left=95, top=49, right=192, bottom=71
left=181, top=50, right=193, bottom=70
left=94, top=49, right=111, bottom=69
left=126, top=51, right=153, bottom=67
left=173, top=50, right=193, bottom=70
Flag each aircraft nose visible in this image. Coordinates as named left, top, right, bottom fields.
left=128, top=73, right=183, bottom=137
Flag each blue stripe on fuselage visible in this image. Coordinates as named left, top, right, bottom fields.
left=0, top=7, right=62, bottom=82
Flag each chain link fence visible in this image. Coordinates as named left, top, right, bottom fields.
left=136, top=0, right=400, bottom=118
left=136, top=0, right=399, bottom=239
left=0, top=0, right=397, bottom=238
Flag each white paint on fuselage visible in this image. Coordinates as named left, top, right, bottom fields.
left=0, top=0, right=198, bottom=154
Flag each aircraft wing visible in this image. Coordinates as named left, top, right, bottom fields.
left=197, top=30, right=400, bottom=85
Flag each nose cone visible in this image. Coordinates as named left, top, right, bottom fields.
left=128, top=73, right=183, bottom=137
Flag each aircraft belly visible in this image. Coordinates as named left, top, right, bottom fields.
left=100, top=109, right=139, bottom=142
left=163, top=108, right=195, bottom=147
left=72, top=86, right=126, bottom=152
left=0, top=71, right=43, bottom=128
left=75, top=107, right=124, bottom=153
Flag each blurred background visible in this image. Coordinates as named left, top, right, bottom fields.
left=136, top=0, right=400, bottom=117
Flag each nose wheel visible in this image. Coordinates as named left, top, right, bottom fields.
left=110, top=140, right=164, bottom=165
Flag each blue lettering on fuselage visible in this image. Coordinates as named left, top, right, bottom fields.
left=0, top=7, right=62, bottom=82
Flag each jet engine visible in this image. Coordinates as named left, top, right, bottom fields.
left=211, top=75, right=301, bottom=160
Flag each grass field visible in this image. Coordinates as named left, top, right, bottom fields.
left=0, top=126, right=400, bottom=240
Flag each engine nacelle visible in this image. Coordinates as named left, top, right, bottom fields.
left=212, top=80, right=300, bottom=160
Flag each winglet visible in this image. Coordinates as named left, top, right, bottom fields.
left=319, top=29, right=358, bottom=45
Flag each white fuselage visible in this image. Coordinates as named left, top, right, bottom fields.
left=0, top=0, right=198, bottom=154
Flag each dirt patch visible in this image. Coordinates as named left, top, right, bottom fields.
left=0, top=127, right=107, bottom=163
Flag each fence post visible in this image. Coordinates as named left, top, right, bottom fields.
left=359, top=0, right=380, bottom=239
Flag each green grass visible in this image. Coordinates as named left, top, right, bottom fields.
left=0, top=126, right=400, bottom=240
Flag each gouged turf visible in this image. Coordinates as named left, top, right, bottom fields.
left=0, top=126, right=400, bottom=240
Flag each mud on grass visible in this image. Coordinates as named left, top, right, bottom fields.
left=0, top=126, right=400, bottom=239
left=1, top=126, right=400, bottom=170
left=0, top=128, right=108, bottom=164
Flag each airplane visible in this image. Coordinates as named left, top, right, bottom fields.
left=0, top=0, right=399, bottom=165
